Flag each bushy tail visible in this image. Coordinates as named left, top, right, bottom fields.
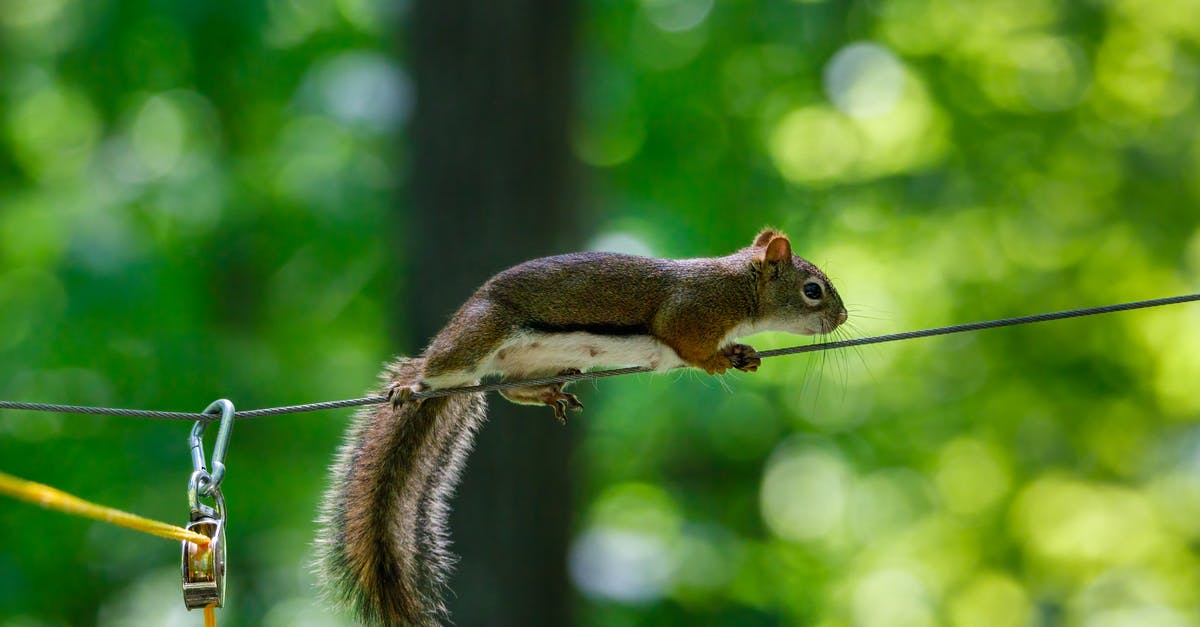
left=317, top=357, right=487, bottom=626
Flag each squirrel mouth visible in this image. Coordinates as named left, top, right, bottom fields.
left=810, top=314, right=846, bottom=335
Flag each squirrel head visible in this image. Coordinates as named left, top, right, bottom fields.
left=749, top=228, right=847, bottom=335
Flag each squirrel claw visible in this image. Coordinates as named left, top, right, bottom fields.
left=561, top=393, right=584, bottom=412
left=388, top=383, right=420, bottom=410
left=548, top=368, right=583, bottom=423
left=545, top=392, right=583, bottom=424
left=723, top=343, right=761, bottom=372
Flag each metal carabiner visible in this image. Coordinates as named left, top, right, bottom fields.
left=189, top=399, right=235, bottom=495
left=183, top=398, right=234, bottom=611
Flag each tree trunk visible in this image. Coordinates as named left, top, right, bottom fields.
left=402, top=1, right=579, bottom=625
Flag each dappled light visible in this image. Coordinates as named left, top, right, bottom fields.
left=572, top=0, right=1200, bottom=624
left=761, top=440, right=850, bottom=543
left=770, top=61, right=946, bottom=184
left=2, top=0, right=1200, bottom=625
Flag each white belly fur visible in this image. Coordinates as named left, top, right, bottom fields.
left=419, top=324, right=787, bottom=389
left=482, top=331, right=686, bottom=377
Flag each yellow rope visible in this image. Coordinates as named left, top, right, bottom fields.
left=205, top=603, right=217, bottom=627
left=0, top=471, right=210, bottom=546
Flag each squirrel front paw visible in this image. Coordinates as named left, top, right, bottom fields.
left=722, top=343, right=761, bottom=372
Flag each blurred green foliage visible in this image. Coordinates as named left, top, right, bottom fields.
left=2, top=0, right=1200, bottom=626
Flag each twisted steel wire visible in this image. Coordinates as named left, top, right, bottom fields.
left=1, top=293, right=1196, bottom=421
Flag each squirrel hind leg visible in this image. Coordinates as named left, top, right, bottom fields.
left=422, top=299, right=518, bottom=386
left=499, top=368, right=584, bottom=423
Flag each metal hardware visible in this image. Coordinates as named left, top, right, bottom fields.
left=182, top=471, right=226, bottom=609
left=182, top=399, right=234, bottom=610
left=189, top=399, right=234, bottom=495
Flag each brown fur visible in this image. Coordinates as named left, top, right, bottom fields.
left=317, top=359, right=486, bottom=626
left=419, top=229, right=843, bottom=380
left=317, top=229, right=846, bottom=625
left=752, top=228, right=783, bottom=247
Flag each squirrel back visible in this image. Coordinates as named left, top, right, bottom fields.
left=317, top=357, right=487, bottom=626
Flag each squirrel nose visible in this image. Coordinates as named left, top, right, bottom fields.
left=836, top=309, right=847, bottom=325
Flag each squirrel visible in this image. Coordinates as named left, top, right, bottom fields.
left=316, top=228, right=847, bottom=626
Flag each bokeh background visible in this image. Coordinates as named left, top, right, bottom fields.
left=3, top=0, right=1200, bottom=625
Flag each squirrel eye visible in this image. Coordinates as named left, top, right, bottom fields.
left=803, top=282, right=823, bottom=300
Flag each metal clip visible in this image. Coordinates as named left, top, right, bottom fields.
left=182, top=399, right=235, bottom=610
left=189, top=399, right=235, bottom=495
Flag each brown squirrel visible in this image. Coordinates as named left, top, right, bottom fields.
left=316, top=228, right=846, bottom=626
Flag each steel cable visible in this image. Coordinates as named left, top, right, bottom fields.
left=1, top=293, right=1196, bottom=421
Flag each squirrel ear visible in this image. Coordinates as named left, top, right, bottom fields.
left=763, top=235, right=792, bottom=263
left=753, top=228, right=784, bottom=248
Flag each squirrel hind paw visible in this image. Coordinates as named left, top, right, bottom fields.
left=387, top=382, right=423, bottom=410
left=550, top=391, right=584, bottom=423
left=544, top=368, right=584, bottom=423
left=500, top=385, right=583, bottom=423
left=498, top=368, right=585, bottom=422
